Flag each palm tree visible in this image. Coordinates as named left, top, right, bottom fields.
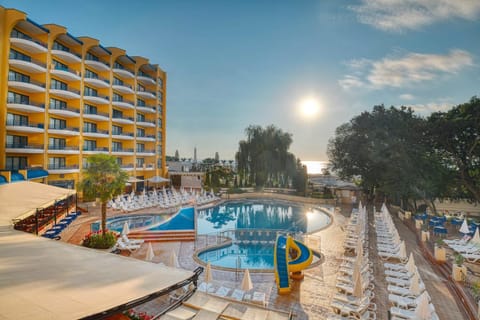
left=78, top=154, right=128, bottom=236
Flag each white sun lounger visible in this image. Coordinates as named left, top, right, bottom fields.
left=390, top=305, right=439, bottom=320
left=389, top=292, right=431, bottom=309
left=387, top=283, right=425, bottom=297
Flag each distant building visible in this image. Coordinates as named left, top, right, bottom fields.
left=170, top=172, right=204, bottom=189
left=309, top=175, right=361, bottom=204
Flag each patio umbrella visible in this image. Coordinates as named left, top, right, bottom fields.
left=471, top=228, right=480, bottom=245
left=406, top=252, right=416, bottom=275
left=356, top=241, right=363, bottom=257
left=241, top=269, right=253, bottom=291
left=414, top=291, right=431, bottom=319
left=145, top=242, right=155, bottom=262
left=205, top=262, right=213, bottom=283
left=399, top=241, right=407, bottom=260
left=410, top=271, right=420, bottom=296
left=459, top=218, right=470, bottom=235
left=352, top=264, right=363, bottom=298
left=121, top=222, right=130, bottom=236
left=169, top=250, right=180, bottom=268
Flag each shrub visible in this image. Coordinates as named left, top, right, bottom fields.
left=82, top=230, right=116, bottom=249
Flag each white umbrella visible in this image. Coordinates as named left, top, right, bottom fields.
left=145, top=242, right=155, bottom=262
left=460, top=218, right=470, bottom=234
left=356, top=241, right=363, bottom=257
left=406, top=252, right=416, bottom=275
left=399, top=241, right=407, bottom=260
left=414, top=291, right=431, bottom=319
left=353, top=264, right=363, bottom=298
left=169, top=250, right=180, bottom=268
left=240, top=269, right=253, bottom=291
left=410, top=270, right=420, bottom=296
left=205, top=262, right=213, bottom=283
left=471, top=228, right=480, bottom=245
left=121, top=221, right=130, bottom=236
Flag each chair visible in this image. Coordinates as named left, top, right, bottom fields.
left=121, top=234, right=144, bottom=245
left=115, top=239, right=141, bottom=252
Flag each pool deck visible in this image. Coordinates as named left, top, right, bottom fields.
left=62, top=201, right=468, bottom=319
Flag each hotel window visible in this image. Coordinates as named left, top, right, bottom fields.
left=86, top=52, right=99, bottom=61
left=49, top=117, right=66, bottom=130
left=137, top=99, right=146, bottom=107
left=113, top=77, right=123, bottom=86
left=157, top=132, right=162, bottom=140
left=6, top=156, right=27, bottom=170
left=137, top=113, right=145, bottom=122
left=114, top=62, right=124, bottom=70
left=52, top=59, right=68, bottom=71
left=84, top=104, right=97, bottom=114
left=157, top=145, right=162, bottom=154
left=112, top=125, right=123, bottom=135
left=7, top=113, right=28, bottom=126
left=136, top=143, right=145, bottom=152
left=158, top=92, right=163, bottom=100
left=84, top=69, right=98, bottom=79
left=117, top=158, right=123, bottom=166
left=157, top=159, right=162, bottom=167
left=7, top=91, right=29, bottom=104
left=83, top=140, right=96, bottom=151
left=157, top=118, right=162, bottom=128
left=136, top=158, right=145, bottom=167
left=9, top=49, right=31, bottom=62
left=49, top=157, right=66, bottom=169
left=83, top=121, right=97, bottom=133
left=84, top=86, right=97, bottom=96
left=82, top=157, right=89, bottom=169
left=137, top=128, right=145, bottom=137
left=49, top=137, right=66, bottom=150
left=8, top=70, right=30, bottom=83
left=6, top=135, right=27, bottom=148
left=50, top=78, right=67, bottom=90
left=53, top=41, right=70, bottom=52
left=112, top=93, right=123, bottom=102
left=10, top=28, right=31, bottom=40
left=50, top=98, right=67, bottom=110
left=137, top=84, right=145, bottom=92
left=112, top=109, right=123, bottom=118
left=112, top=141, right=122, bottom=152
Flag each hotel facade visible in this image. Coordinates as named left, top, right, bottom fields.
left=0, top=6, right=167, bottom=189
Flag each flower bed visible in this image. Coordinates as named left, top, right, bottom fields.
left=82, top=230, right=116, bottom=249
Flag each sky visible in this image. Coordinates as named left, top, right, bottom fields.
left=4, top=0, right=479, bottom=161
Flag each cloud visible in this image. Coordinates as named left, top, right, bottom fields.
left=407, top=102, right=454, bottom=115
left=399, top=93, right=415, bottom=101
left=338, top=49, right=474, bottom=90
left=350, top=0, right=480, bottom=32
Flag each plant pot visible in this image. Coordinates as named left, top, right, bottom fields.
left=434, top=246, right=446, bottom=262
left=421, top=230, right=430, bottom=242
left=405, top=211, right=412, bottom=219
left=415, top=220, right=423, bottom=230
left=452, top=264, right=467, bottom=282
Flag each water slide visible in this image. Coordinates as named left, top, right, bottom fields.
left=274, top=234, right=313, bottom=294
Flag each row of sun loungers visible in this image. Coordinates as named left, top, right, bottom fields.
left=41, top=210, right=81, bottom=239
left=328, top=205, right=377, bottom=320
left=375, top=204, right=439, bottom=319
left=444, top=221, right=480, bottom=262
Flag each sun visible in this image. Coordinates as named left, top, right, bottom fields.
left=299, top=98, right=320, bottom=119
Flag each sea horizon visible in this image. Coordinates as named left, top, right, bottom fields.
left=300, top=160, right=329, bottom=175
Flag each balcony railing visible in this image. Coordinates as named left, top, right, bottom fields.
left=52, top=64, right=80, bottom=75
left=49, top=105, right=80, bottom=113
left=7, top=97, right=45, bottom=108
left=136, top=119, right=156, bottom=125
left=86, top=57, right=110, bottom=67
left=112, top=115, right=134, bottom=121
left=6, top=143, right=44, bottom=149
left=50, top=85, right=80, bottom=95
left=83, top=109, right=109, bottom=117
left=137, top=149, right=155, bottom=153
left=83, top=129, right=109, bottom=135
left=8, top=74, right=45, bottom=87
left=52, top=46, right=82, bottom=59
left=83, top=147, right=109, bottom=152
left=113, top=82, right=133, bottom=89
left=48, top=145, right=79, bottom=151
left=113, top=132, right=134, bottom=137
left=85, top=73, right=110, bottom=84
left=121, top=164, right=134, bottom=169
left=11, top=33, right=47, bottom=48
left=48, top=164, right=79, bottom=170
left=137, top=134, right=156, bottom=139
left=137, top=72, right=155, bottom=81
left=10, top=54, right=47, bottom=68
left=6, top=120, right=44, bottom=128
left=112, top=148, right=134, bottom=152
left=48, top=125, right=79, bottom=132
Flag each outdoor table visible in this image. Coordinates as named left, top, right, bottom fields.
left=433, top=227, right=447, bottom=237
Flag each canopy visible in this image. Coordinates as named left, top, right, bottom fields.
left=127, top=176, right=143, bottom=183
left=147, top=176, right=170, bottom=183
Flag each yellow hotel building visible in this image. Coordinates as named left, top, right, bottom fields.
left=0, top=6, right=167, bottom=189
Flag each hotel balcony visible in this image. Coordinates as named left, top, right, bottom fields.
left=49, top=86, right=81, bottom=100
left=82, top=109, right=110, bottom=121
left=50, top=65, right=81, bottom=82
left=113, top=67, right=134, bottom=79
left=136, top=89, right=156, bottom=100
left=112, top=99, right=134, bottom=110
left=83, top=147, right=109, bottom=155
left=111, top=148, right=134, bottom=156
left=84, top=74, right=110, bottom=89
left=10, top=36, right=47, bottom=54
left=113, top=83, right=134, bottom=94
left=83, top=129, right=109, bottom=138
left=136, top=149, right=156, bottom=156
left=112, top=115, right=134, bottom=124
left=47, top=145, right=80, bottom=155
left=48, top=105, right=80, bottom=118
left=138, top=163, right=155, bottom=171
left=47, top=164, right=79, bottom=174
left=9, top=57, right=46, bottom=74
left=8, top=76, right=45, bottom=93
left=83, top=93, right=110, bottom=105
left=85, top=58, right=110, bottom=72
left=136, top=105, right=156, bottom=114
left=5, top=143, right=44, bottom=154
left=112, top=132, right=134, bottom=140
left=48, top=125, right=80, bottom=136
left=7, top=98, right=45, bottom=113
left=121, top=164, right=135, bottom=171
left=136, top=119, right=156, bottom=128
left=136, top=134, right=156, bottom=142
left=51, top=49, right=82, bottom=64
left=6, top=120, right=45, bottom=133
left=137, top=74, right=156, bottom=86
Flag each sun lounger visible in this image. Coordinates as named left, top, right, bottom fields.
left=331, top=300, right=377, bottom=318
left=385, top=269, right=413, bottom=280
left=327, top=310, right=376, bottom=320
left=389, top=292, right=431, bottom=309
left=121, top=235, right=144, bottom=245
left=462, top=253, right=480, bottom=263
left=390, top=305, right=439, bottom=320
left=387, top=283, right=425, bottom=297
left=230, top=289, right=245, bottom=301
left=214, top=286, right=230, bottom=297
left=197, top=282, right=216, bottom=293
left=115, top=239, right=141, bottom=252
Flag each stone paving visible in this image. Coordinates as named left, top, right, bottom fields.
left=63, top=201, right=469, bottom=319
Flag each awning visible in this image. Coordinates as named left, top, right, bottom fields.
left=10, top=172, right=25, bottom=182
left=147, top=176, right=170, bottom=183
left=127, top=177, right=143, bottom=183
left=27, top=169, right=49, bottom=180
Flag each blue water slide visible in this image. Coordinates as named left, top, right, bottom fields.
left=289, top=239, right=312, bottom=270
left=274, top=235, right=290, bottom=292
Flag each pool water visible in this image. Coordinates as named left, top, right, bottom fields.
left=91, top=213, right=171, bottom=233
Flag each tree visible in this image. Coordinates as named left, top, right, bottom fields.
left=174, top=150, right=180, bottom=161
left=214, top=152, right=220, bottom=164
left=78, top=154, right=128, bottom=236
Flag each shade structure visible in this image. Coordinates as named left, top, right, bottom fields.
left=147, top=176, right=170, bottom=183
left=415, top=291, right=431, bottom=319
left=121, top=222, right=130, bottom=236
left=145, top=242, right=155, bottom=262
left=204, top=262, right=213, bottom=283
left=169, top=250, right=180, bottom=268
left=399, top=240, right=407, bottom=260
left=406, top=252, right=416, bottom=275
left=127, top=176, right=143, bottom=183
left=352, top=264, right=363, bottom=298
left=356, top=241, right=363, bottom=257
left=410, top=270, right=421, bottom=296
left=240, top=269, right=253, bottom=291
left=459, top=218, right=470, bottom=234
left=471, top=228, right=480, bottom=245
